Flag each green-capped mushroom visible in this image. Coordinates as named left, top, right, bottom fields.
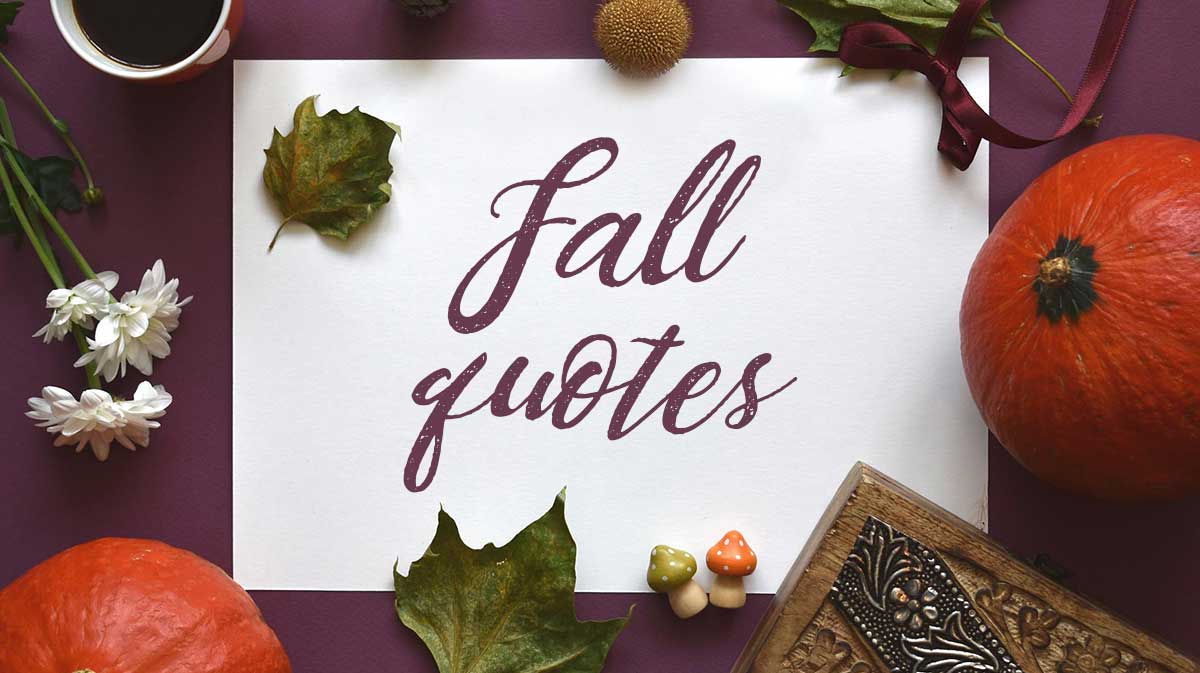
left=646, top=545, right=707, bottom=618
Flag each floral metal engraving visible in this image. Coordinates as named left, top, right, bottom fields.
left=830, top=517, right=1023, bottom=673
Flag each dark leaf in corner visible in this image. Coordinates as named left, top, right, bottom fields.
left=0, top=151, right=83, bottom=237
left=0, top=1, right=22, bottom=44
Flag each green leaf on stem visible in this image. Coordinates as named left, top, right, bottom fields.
left=0, top=150, right=82, bottom=237
left=394, top=491, right=631, bottom=673
left=14, top=153, right=82, bottom=212
left=779, top=0, right=1000, bottom=53
left=262, top=95, right=400, bottom=250
left=0, top=1, right=21, bottom=44
left=779, top=0, right=1079, bottom=110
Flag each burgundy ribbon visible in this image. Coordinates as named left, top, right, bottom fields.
left=837, top=0, right=1138, bottom=170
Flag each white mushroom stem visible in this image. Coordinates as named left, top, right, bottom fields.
left=709, top=574, right=746, bottom=609
left=667, top=579, right=708, bottom=619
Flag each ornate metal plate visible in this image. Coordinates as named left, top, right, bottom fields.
left=830, top=516, right=1024, bottom=673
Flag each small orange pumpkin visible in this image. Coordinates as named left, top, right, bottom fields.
left=960, top=134, right=1200, bottom=501
left=0, top=538, right=292, bottom=673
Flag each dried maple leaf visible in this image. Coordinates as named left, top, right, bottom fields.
left=262, top=96, right=400, bottom=250
left=394, top=491, right=631, bottom=673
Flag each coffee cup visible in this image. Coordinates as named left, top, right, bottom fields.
left=51, top=0, right=244, bottom=83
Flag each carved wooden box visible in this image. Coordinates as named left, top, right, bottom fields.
left=731, top=463, right=1196, bottom=673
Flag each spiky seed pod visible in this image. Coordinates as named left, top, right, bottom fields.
left=397, top=0, right=454, bottom=18
left=594, top=0, right=692, bottom=78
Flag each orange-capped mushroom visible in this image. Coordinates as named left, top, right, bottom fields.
left=705, top=530, right=756, bottom=608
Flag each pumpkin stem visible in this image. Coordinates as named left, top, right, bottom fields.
left=1039, top=256, right=1072, bottom=287
left=1032, top=236, right=1100, bottom=323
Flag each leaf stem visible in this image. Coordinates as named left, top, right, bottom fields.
left=0, top=136, right=97, bottom=279
left=980, top=20, right=1073, bottom=104
left=268, top=220, right=291, bottom=252
left=0, top=51, right=100, bottom=197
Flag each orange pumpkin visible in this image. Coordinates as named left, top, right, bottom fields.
left=0, top=538, right=292, bottom=673
left=960, top=134, right=1200, bottom=501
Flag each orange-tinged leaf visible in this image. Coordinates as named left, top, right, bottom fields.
left=263, top=96, right=400, bottom=250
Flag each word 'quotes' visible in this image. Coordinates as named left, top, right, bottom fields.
left=404, top=137, right=796, bottom=492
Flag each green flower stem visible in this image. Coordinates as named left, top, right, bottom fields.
left=0, top=137, right=97, bottom=280
left=0, top=51, right=98, bottom=195
left=2, top=152, right=103, bottom=389
left=0, top=96, right=18, bottom=145
left=0, top=99, right=59, bottom=276
left=0, top=100, right=66, bottom=287
left=72, top=326, right=103, bottom=390
left=0, top=150, right=62, bottom=287
left=0, top=100, right=102, bottom=391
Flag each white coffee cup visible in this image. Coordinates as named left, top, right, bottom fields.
left=50, top=0, right=244, bottom=83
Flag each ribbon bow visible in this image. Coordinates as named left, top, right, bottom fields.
left=837, top=0, right=1138, bottom=170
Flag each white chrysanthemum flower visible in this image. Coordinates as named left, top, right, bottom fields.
left=26, top=382, right=173, bottom=461
left=32, top=271, right=118, bottom=343
left=75, top=260, right=192, bottom=382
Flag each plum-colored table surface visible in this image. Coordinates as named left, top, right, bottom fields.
left=2, top=1, right=1198, bottom=670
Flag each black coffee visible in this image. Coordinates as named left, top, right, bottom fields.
left=72, top=0, right=224, bottom=68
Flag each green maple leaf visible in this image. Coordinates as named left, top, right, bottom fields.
left=778, top=0, right=1004, bottom=53
left=394, top=491, right=631, bottom=673
left=777, top=0, right=1080, bottom=113
left=262, top=95, right=400, bottom=250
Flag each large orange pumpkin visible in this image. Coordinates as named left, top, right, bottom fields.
left=0, top=538, right=292, bottom=673
left=961, top=134, right=1200, bottom=501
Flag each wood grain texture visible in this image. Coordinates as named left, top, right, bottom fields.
left=731, top=464, right=1197, bottom=673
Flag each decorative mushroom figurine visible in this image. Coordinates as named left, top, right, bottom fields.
left=705, top=530, right=756, bottom=608
left=646, top=545, right=708, bottom=619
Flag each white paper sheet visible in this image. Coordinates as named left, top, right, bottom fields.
left=232, top=58, right=989, bottom=593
